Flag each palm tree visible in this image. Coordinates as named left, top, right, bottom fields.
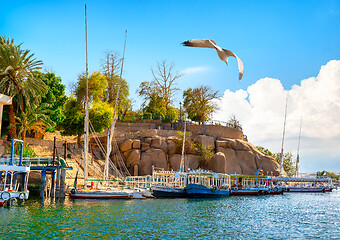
left=14, top=104, right=52, bottom=143
left=0, top=36, right=46, bottom=139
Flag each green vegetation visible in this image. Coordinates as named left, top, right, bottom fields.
left=176, top=131, right=215, bottom=167
left=138, top=60, right=181, bottom=122
left=227, top=114, right=242, bottom=131
left=317, top=171, right=339, bottom=180
left=183, top=85, right=219, bottom=124
left=0, top=36, right=46, bottom=139
left=1, top=36, right=225, bottom=142
left=256, top=146, right=298, bottom=177
left=5, top=143, right=36, bottom=157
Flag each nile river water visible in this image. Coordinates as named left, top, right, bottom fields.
left=1, top=190, right=339, bottom=239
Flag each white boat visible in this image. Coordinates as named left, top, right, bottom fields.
left=69, top=188, right=132, bottom=199
left=0, top=140, right=30, bottom=206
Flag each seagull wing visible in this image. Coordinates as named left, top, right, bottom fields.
left=222, top=49, right=244, bottom=81
left=181, top=39, right=216, bottom=49
left=182, top=38, right=244, bottom=81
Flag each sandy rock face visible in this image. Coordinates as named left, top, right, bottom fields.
left=125, top=149, right=141, bottom=168
left=132, top=139, right=141, bottom=149
left=166, top=139, right=178, bottom=154
left=151, top=136, right=167, bottom=152
left=185, top=154, right=201, bottom=170
left=138, top=148, right=168, bottom=175
left=195, top=135, right=215, bottom=150
left=120, top=139, right=133, bottom=152
left=207, top=152, right=226, bottom=173
left=217, top=147, right=242, bottom=174
left=169, top=154, right=181, bottom=171
left=236, top=151, right=258, bottom=175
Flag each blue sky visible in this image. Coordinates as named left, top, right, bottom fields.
left=1, top=0, right=340, bottom=172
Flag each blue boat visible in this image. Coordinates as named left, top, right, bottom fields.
left=185, top=184, right=230, bottom=198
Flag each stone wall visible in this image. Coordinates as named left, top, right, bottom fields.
left=186, top=124, right=244, bottom=139
left=117, top=134, right=283, bottom=176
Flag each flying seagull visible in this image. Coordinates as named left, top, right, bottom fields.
left=182, top=39, right=244, bottom=81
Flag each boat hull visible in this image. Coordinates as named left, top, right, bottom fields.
left=152, top=185, right=187, bottom=198
left=286, top=187, right=327, bottom=193
left=185, top=184, right=230, bottom=198
left=69, top=189, right=133, bottom=199
left=230, top=188, right=268, bottom=196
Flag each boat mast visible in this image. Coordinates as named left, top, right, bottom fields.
left=296, top=117, right=302, bottom=177
left=84, top=4, right=89, bottom=188
left=179, top=114, right=187, bottom=172
left=105, top=30, right=128, bottom=180
left=279, top=96, right=288, bottom=176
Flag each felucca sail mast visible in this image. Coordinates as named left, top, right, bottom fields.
left=279, top=96, right=288, bottom=176
left=296, top=117, right=302, bottom=177
left=84, top=4, right=89, bottom=188
left=105, top=30, right=128, bottom=180
left=179, top=115, right=187, bottom=172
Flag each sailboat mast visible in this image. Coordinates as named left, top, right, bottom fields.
left=279, top=96, right=288, bottom=176
left=180, top=114, right=187, bottom=172
left=296, top=117, right=302, bottom=177
left=105, top=30, right=128, bottom=180
left=84, top=4, right=89, bottom=188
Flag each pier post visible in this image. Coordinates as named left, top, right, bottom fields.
left=56, top=167, right=61, bottom=198
left=40, top=170, right=46, bottom=199
left=51, top=170, right=56, bottom=198
left=59, top=169, right=66, bottom=198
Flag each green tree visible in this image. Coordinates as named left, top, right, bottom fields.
left=227, top=114, right=243, bottom=131
left=0, top=36, right=46, bottom=139
left=138, top=60, right=182, bottom=122
left=14, top=104, right=52, bottom=142
left=100, top=51, right=131, bottom=120
left=183, top=85, right=220, bottom=125
left=275, top=152, right=297, bottom=177
left=36, top=72, right=68, bottom=131
left=59, top=97, right=84, bottom=143
left=74, top=71, right=107, bottom=104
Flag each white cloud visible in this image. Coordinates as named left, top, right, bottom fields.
left=181, top=66, right=209, bottom=75
left=213, top=60, right=340, bottom=172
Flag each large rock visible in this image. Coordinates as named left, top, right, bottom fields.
left=256, top=154, right=281, bottom=176
left=138, top=148, right=168, bottom=175
left=126, top=149, right=141, bottom=167
left=185, top=154, right=200, bottom=170
left=236, top=151, right=258, bottom=175
left=166, top=139, right=178, bottom=154
left=120, top=139, right=133, bottom=152
left=151, top=136, right=167, bottom=152
left=141, top=143, right=150, bottom=151
left=132, top=139, right=141, bottom=149
left=207, top=152, right=226, bottom=173
left=169, top=154, right=181, bottom=171
left=234, top=140, right=250, bottom=151
left=195, top=135, right=215, bottom=150
left=216, top=138, right=237, bottom=149
left=217, top=147, right=242, bottom=174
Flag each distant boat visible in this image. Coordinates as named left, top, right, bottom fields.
left=273, top=177, right=335, bottom=193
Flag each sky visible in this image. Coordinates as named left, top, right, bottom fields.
left=1, top=0, right=340, bottom=172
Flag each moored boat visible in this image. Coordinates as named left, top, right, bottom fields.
left=69, top=188, right=133, bottom=199
left=152, top=185, right=187, bottom=198
left=185, top=184, right=230, bottom=198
